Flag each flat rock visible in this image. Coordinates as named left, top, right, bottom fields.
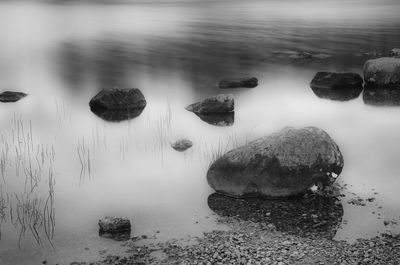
left=218, top=77, right=258, bottom=89
left=0, top=91, right=27, bottom=102
left=98, top=216, right=131, bottom=233
left=186, top=94, right=234, bottom=114
left=89, top=88, right=146, bottom=110
left=170, top=139, right=193, bottom=152
left=363, top=57, right=400, bottom=88
left=207, top=127, right=344, bottom=198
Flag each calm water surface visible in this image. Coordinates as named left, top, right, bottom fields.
left=1, top=1, right=400, bottom=264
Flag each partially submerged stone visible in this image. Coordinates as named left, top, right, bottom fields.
left=363, top=57, right=400, bottom=88
left=0, top=91, right=27, bottom=102
left=218, top=77, right=258, bottom=89
left=98, top=216, right=131, bottom=233
left=207, top=127, right=344, bottom=198
left=186, top=94, right=234, bottom=114
left=389, top=48, right=400, bottom=58
left=310, top=72, right=363, bottom=101
left=89, top=88, right=146, bottom=110
left=170, top=139, right=193, bottom=152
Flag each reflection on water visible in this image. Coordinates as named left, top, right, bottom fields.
left=208, top=192, right=344, bottom=239
left=0, top=0, right=400, bottom=264
left=363, top=87, right=400, bottom=106
left=311, top=86, right=363, bottom=101
left=90, top=107, right=145, bottom=122
left=194, top=112, right=234, bottom=127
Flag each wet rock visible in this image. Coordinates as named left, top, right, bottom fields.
left=389, top=48, right=400, bottom=58
left=99, top=230, right=131, bottom=241
left=218, top=77, right=258, bottom=89
left=0, top=91, right=27, bottom=102
left=89, top=88, right=146, bottom=110
left=310, top=72, right=363, bottom=101
left=186, top=94, right=234, bottom=114
left=91, top=107, right=145, bottom=122
left=99, top=216, right=131, bottom=235
left=207, top=127, right=344, bottom=198
left=363, top=87, right=400, bottom=106
left=195, top=112, right=234, bottom=127
left=363, top=57, right=400, bottom=88
left=170, top=139, right=193, bottom=152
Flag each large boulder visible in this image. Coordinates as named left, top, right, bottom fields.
left=0, top=91, right=27, bottom=102
left=218, top=77, right=258, bottom=89
left=207, top=127, right=344, bottom=198
left=363, top=57, right=400, bottom=88
left=186, top=94, right=234, bottom=114
left=89, top=88, right=146, bottom=110
left=389, top=48, right=400, bottom=58
left=310, top=72, right=363, bottom=101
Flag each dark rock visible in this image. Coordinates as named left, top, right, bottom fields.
left=170, top=139, right=193, bottom=152
left=186, top=94, right=233, bottom=114
left=99, top=216, right=131, bottom=234
left=90, top=107, right=145, bottom=122
left=218, top=77, right=258, bottom=89
left=196, top=112, right=234, bottom=127
left=0, top=91, right=27, bottom=102
left=310, top=72, right=363, bottom=101
left=363, top=87, right=400, bottom=106
left=89, top=88, right=146, bottom=110
left=389, top=48, right=400, bottom=58
left=363, top=57, right=400, bottom=88
left=207, top=127, right=344, bottom=198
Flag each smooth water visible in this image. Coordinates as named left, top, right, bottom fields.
left=1, top=1, right=400, bottom=264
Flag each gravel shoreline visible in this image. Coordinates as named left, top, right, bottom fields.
left=73, top=194, right=399, bottom=265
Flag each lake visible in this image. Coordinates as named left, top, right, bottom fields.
left=0, top=0, right=400, bottom=264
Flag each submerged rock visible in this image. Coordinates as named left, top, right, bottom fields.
left=91, top=108, right=145, bottom=122
left=310, top=72, right=363, bottom=101
left=218, top=77, right=258, bottom=89
left=186, top=94, right=234, bottom=114
left=363, top=57, right=400, bottom=88
left=363, top=87, right=400, bottom=106
left=196, top=112, right=234, bottom=127
left=389, top=48, right=400, bottom=58
left=0, top=91, right=27, bottom=102
left=99, top=216, right=131, bottom=233
left=207, top=127, right=344, bottom=198
left=89, top=88, right=146, bottom=110
left=170, top=139, right=193, bottom=152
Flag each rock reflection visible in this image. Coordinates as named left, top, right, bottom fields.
left=363, top=87, right=400, bottom=106
left=90, top=107, right=145, bottom=122
left=311, top=86, right=363, bottom=101
left=195, top=112, right=234, bottom=127
left=208, top=193, right=343, bottom=239
left=99, top=230, right=131, bottom=242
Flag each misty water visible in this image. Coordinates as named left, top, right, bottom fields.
left=1, top=1, right=400, bottom=264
